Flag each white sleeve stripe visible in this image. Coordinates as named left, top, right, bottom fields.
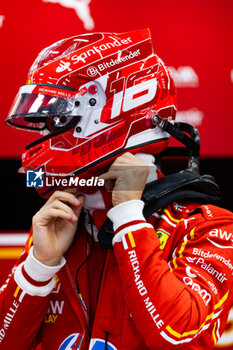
left=160, top=331, right=192, bottom=345
left=160, top=323, right=210, bottom=345
left=216, top=318, right=221, bottom=341
left=122, top=235, right=129, bottom=250
left=18, top=290, right=26, bottom=302
left=152, top=213, right=177, bottom=227
left=112, top=223, right=154, bottom=245
left=160, top=309, right=223, bottom=345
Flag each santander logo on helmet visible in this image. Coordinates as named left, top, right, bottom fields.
left=6, top=29, right=177, bottom=197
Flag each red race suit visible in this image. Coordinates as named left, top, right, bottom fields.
left=1, top=199, right=233, bottom=349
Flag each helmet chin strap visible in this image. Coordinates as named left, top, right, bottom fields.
left=151, top=114, right=201, bottom=173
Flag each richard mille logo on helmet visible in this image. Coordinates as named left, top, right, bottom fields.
left=56, top=36, right=133, bottom=72
left=26, top=169, right=104, bottom=188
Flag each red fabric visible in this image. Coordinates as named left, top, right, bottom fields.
left=115, top=220, right=146, bottom=234
left=0, top=202, right=233, bottom=349
left=21, top=265, right=52, bottom=287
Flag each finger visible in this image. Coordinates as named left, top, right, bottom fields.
left=118, top=152, right=134, bottom=160
left=63, top=187, right=78, bottom=194
left=47, top=190, right=80, bottom=207
left=99, top=169, right=119, bottom=181
left=46, top=196, right=84, bottom=221
left=75, top=194, right=85, bottom=205
left=49, top=208, right=78, bottom=223
left=34, top=208, right=77, bottom=226
left=49, top=199, right=78, bottom=216
left=112, top=152, right=135, bottom=165
left=106, top=179, right=115, bottom=192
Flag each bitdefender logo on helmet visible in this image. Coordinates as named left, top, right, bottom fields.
left=26, top=169, right=104, bottom=188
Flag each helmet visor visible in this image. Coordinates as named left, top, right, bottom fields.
left=6, top=84, right=78, bottom=134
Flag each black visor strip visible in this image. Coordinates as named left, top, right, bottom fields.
left=5, top=119, right=46, bottom=132
left=28, top=82, right=75, bottom=91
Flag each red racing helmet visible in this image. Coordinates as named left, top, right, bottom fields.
left=6, top=29, right=177, bottom=197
